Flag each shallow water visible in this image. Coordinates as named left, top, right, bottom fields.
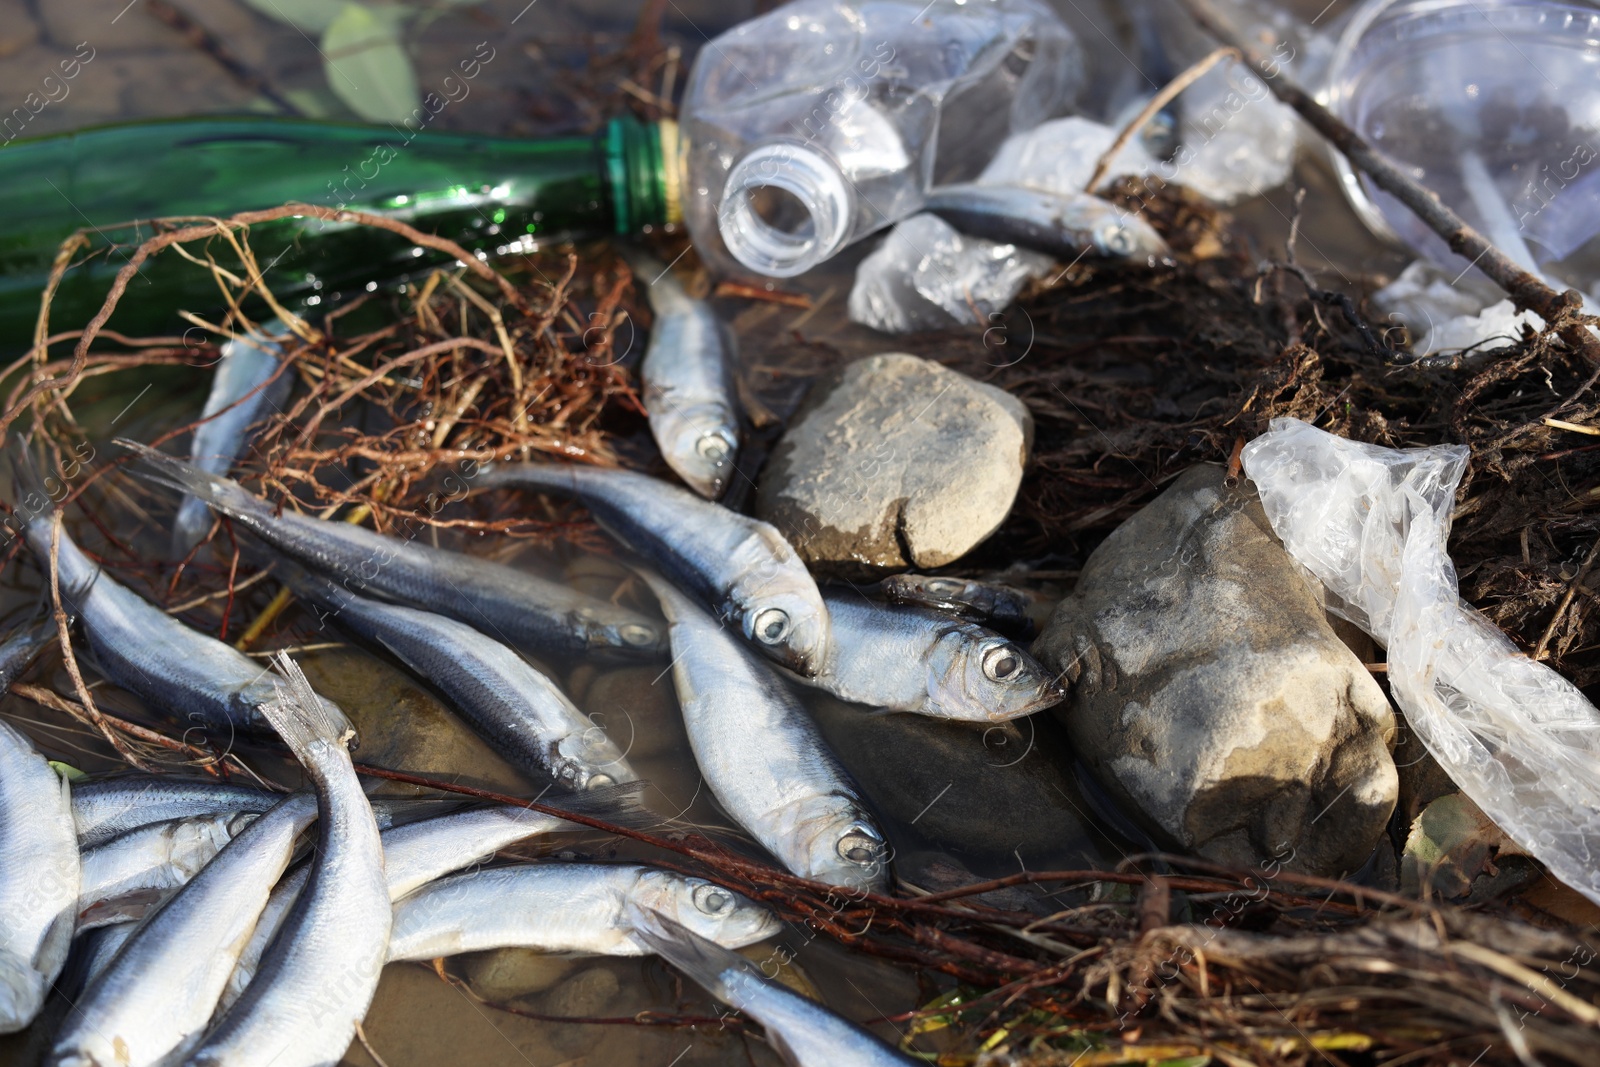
left=0, top=0, right=1404, bottom=1062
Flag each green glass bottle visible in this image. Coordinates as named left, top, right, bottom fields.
left=0, top=115, right=680, bottom=346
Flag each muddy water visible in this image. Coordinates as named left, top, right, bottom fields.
left=0, top=0, right=1405, bottom=1062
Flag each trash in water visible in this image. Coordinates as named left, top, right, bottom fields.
left=679, top=0, right=1082, bottom=277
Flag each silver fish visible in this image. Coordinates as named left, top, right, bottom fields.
left=0, top=718, right=78, bottom=1034
left=173, top=329, right=291, bottom=558
left=874, top=573, right=1039, bottom=638
left=0, top=615, right=55, bottom=692
left=805, top=590, right=1064, bottom=722
left=75, top=811, right=258, bottom=931
left=66, top=922, right=138, bottom=997
left=923, top=183, right=1170, bottom=264
left=121, top=441, right=665, bottom=657
left=476, top=463, right=831, bottom=677
left=387, top=863, right=779, bottom=962
left=72, top=775, right=280, bottom=849
left=4, top=468, right=352, bottom=742
left=285, top=564, right=635, bottom=790
left=633, top=910, right=917, bottom=1067
left=219, top=794, right=636, bottom=1011
left=188, top=654, right=390, bottom=1067
left=642, top=572, right=886, bottom=890
left=626, top=248, right=740, bottom=498
left=46, top=792, right=319, bottom=1066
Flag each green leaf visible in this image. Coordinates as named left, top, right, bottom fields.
left=1401, top=792, right=1529, bottom=898
left=321, top=3, right=421, bottom=125
left=49, top=760, right=87, bottom=781
left=240, top=0, right=344, bottom=34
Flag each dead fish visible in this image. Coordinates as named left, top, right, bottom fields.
left=633, top=909, right=917, bottom=1066
left=5, top=450, right=353, bottom=742
left=624, top=247, right=741, bottom=499
left=804, top=590, right=1064, bottom=722
left=386, top=863, right=779, bottom=962
left=923, top=183, right=1169, bottom=264
left=188, top=654, right=390, bottom=1067
left=120, top=440, right=666, bottom=657
left=45, top=792, right=319, bottom=1066
left=72, top=775, right=280, bottom=850
left=475, top=462, right=831, bottom=677
left=75, top=811, right=258, bottom=931
left=283, top=562, right=635, bottom=791
left=218, top=785, right=648, bottom=1012
left=641, top=571, right=887, bottom=891
left=0, top=718, right=78, bottom=1034
left=172, top=328, right=291, bottom=558
left=873, top=573, right=1039, bottom=638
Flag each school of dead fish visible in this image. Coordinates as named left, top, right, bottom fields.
left=0, top=251, right=1093, bottom=1067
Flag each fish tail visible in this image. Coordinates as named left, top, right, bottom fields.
left=626, top=905, right=750, bottom=1002
left=260, top=652, right=356, bottom=762
left=543, top=779, right=655, bottom=828
left=116, top=439, right=255, bottom=522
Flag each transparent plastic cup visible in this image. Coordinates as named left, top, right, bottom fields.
left=1323, top=0, right=1600, bottom=288
left=678, top=0, right=1080, bottom=278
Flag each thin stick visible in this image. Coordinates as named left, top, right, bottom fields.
left=1085, top=47, right=1239, bottom=194
left=1174, top=0, right=1600, bottom=366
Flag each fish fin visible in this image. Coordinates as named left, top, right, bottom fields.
left=626, top=905, right=755, bottom=1002
left=260, top=651, right=356, bottom=758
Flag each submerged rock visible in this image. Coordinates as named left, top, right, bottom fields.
left=1033, top=464, right=1398, bottom=876
left=756, top=353, right=1032, bottom=575
left=298, top=648, right=530, bottom=796
left=806, top=692, right=1124, bottom=874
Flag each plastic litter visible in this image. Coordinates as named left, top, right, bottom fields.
left=1322, top=0, right=1600, bottom=292
left=1373, top=260, right=1542, bottom=358
left=1242, top=417, right=1600, bottom=907
left=849, top=117, right=1141, bottom=333
left=679, top=0, right=1080, bottom=278
left=847, top=214, right=1053, bottom=332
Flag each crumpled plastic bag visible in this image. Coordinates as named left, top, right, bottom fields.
left=846, top=214, right=1053, bottom=333
left=849, top=117, right=1145, bottom=334
left=1374, top=260, right=1542, bottom=357
left=1242, top=418, right=1600, bottom=906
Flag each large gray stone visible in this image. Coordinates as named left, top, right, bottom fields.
left=1033, top=464, right=1398, bottom=877
left=756, top=353, right=1031, bottom=575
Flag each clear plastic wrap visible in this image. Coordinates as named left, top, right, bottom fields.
left=1242, top=417, right=1600, bottom=905
left=847, top=214, right=1053, bottom=332
left=849, top=117, right=1137, bottom=333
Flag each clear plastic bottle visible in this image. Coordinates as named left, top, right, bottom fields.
left=680, top=0, right=1081, bottom=278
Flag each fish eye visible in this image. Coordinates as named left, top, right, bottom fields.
left=618, top=623, right=657, bottom=646
left=1101, top=225, right=1136, bottom=256
left=982, top=644, right=1022, bottom=682
left=696, top=433, right=732, bottom=463
left=751, top=607, right=789, bottom=645
left=692, top=883, right=733, bottom=914
left=836, top=828, right=882, bottom=866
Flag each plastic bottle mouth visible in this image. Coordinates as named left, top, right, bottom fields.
left=717, top=143, right=854, bottom=278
